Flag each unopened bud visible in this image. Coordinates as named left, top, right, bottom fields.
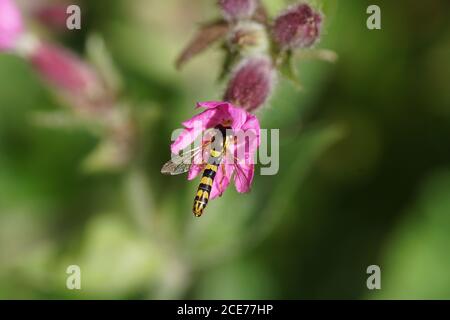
left=28, top=43, right=112, bottom=113
left=224, top=55, right=276, bottom=112
left=218, top=0, right=257, bottom=21
left=273, top=3, right=323, bottom=49
left=34, top=4, right=71, bottom=32
left=0, top=0, right=24, bottom=51
left=227, top=21, right=269, bottom=56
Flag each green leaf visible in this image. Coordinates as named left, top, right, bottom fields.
left=279, top=50, right=303, bottom=89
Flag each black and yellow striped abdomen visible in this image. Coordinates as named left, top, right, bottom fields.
left=193, top=130, right=226, bottom=217
left=193, top=163, right=218, bottom=217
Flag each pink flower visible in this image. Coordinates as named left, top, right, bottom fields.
left=171, top=101, right=260, bottom=199
left=28, top=42, right=112, bottom=113
left=0, top=0, right=24, bottom=51
left=33, top=3, right=71, bottom=32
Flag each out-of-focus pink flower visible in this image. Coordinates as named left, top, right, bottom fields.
left=224, top=55, right=276, bottom=112
left=273, top=3, right=323, bottom=49
left=28, top=42, right=112, bottom=113
left=171, top=101, right=260, bottom=198
left=33, top=3, right=70, bottom=31
left=218, top=0, right=257, bottom=21
left=0, top=0, right=24, bottom=51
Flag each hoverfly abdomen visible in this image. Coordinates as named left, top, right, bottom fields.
left=192, top=125, right=229, bottom=217
left=193, top=163, right=220, bottom=217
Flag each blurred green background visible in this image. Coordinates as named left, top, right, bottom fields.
left=0, top=0, right=450, bottom=299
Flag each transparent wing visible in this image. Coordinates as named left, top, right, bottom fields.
left=161, top=140, right=211, bottom=176
left=233, top=162, right=252, bottom=190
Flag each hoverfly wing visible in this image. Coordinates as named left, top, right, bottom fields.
left=161, top=160, right=191, bottom=175
left=161, top=141, right=211, bottom=176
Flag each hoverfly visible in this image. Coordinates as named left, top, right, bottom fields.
left=161, top=125, right=251, bottom=217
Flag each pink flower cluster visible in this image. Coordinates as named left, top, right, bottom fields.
left=0, top=0, right=329, bottom=215
left=0, top=0, right=134, bottom=172
left=0, top=0, right=110, bottom=113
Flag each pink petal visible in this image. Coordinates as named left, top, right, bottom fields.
left=226, top=103, right=247, bottom=130
left=225, top=112, right=260, bottom=166
left=234, top=163, right=254, bottom=193
left=187, top=147, right=209, bottom=180
left=210, top=164, right=234, bottom=199
left=239, top=112, right=261, bottom=156
left=194, top=104, right=239, bottom=130
left=172, top=108, right=217, bottom=154
left=182, top=107, right=222, bottom=129
left=196, top=101, right=228, bottom=109
left=171, top=128, right=200, bottom=154
left=195, top=101, right=250, bottom=131
left=188, top=165, right=204, bottom=180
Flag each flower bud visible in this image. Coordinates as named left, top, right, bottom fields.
left=28, top=42, right=112, bottom=113
left=227, top=21, right=269, bottom=56
left=224, top=55, right=276, bottom=112
left=273, top=3, right=323, bottom=49
left=218, top=0, right=257, bottom=21
left=34, top=3, right=71, bottom=32
left=0, top=0, right=24, bottom=51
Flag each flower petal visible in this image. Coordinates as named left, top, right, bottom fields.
left=181, top=108, right=216, bottom=128
left=196, top=101, right=228, bottom=109
left=195, top=101, right=249, bottom=131
left=172, top=108, right=219, bottom=154
left=241, top=113, right=261, bottom=148
left=210, top=164, right=234, bottom=199
left=188, top=165, right=204, bottom=180
left=171, top=128, right=199, bottom=154
left=234, top=163, right=254, bottom=193
left=187, top=147, right=209, bottom=180
left=226, top=112, right=260, bottom=166
left=226, top=103, right=247, bottom=130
